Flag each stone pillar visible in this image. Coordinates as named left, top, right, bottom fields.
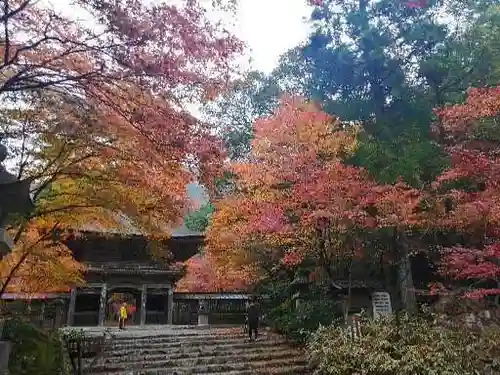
left=98, top=283, right=107, bottom=326
left=167, top=287, right=173, bottom=325
left=140, top=284, right=147, bottom=326
left=67, top=288, right=77, bottom=326
left=372, top=291, right=393, bottom=320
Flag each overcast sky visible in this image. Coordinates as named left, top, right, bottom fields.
left=32, top=0, right=313, bottom=127
left=233, top=0, right=311, bottom=73
left=51, top=0, right=312, bottom=74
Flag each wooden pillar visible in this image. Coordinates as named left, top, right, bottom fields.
left=54, top=302, right=63, bottom=328
left=39, top=302, right=45, bottom=328
left=140, top=284, right=147, bottom=326
left=67, top=288, right=77, bottom=326
left=98, top=283, right=107, bottom=326
left=167, top=287, right=173, bottom=325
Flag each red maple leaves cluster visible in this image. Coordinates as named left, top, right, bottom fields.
left=2, top=0, right=243, bottom=208
left=440, top=244, right=500, bottom=300
left=1, top=0, right=245, bottom=294
left=433, top=87, right=500, bottom=302
left=176, top=254, right=249, bottom=293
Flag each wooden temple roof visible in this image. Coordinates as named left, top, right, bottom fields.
left=65, top=183, right=207, bottom=264
left=76, top=183, right=208, bottom=238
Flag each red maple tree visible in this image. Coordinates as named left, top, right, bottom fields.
left=2, top=0, right=242, bottom=195
left=433, top=87, right=500, bottom=305
left=307, top=0, right=429, bottom=8
left=206, top=97, right=431, bottom=312
left=206, top=97, right=384, bottom=284
left=0, top=0, right=243, bottom=295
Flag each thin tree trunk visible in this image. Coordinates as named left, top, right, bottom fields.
left=396, top=230, right=417, bottom=314
left=494, top=280, right=500, bottom=308
left=344, top=259, right=353, bottom=324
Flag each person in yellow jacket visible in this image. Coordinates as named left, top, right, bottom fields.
left=118, top=302, right=128, bottom=329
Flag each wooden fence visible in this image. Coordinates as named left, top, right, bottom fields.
left=1, top=293, right=253, bottom=327
left=0, top=299, right=67, bottom=329
left=172, top=293, right=249, bottom=325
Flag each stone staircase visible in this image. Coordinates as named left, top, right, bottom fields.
left=91, top=326, right=312, bottom=375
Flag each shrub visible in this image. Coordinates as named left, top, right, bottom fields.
left=3, top=318, right=69, bottom=375
left=257, top=274, right=343, bottom=343
left=308, top=313, right=500, bottom=375
left=267, top=298, right=342, bottom=344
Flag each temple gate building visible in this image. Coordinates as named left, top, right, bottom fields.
left=63, top=182, right=209, bottom=327
left=65, top=228, right=203, bottom=327
left=44, top=183, right=248, bottom=327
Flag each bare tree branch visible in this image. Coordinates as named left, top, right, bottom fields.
left=0, top=0, right=31, bottom=24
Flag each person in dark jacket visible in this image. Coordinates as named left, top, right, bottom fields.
left=246, top=297, right=260, bottom=341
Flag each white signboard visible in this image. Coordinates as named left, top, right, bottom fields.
left=372, top=292, right=393, bottom=319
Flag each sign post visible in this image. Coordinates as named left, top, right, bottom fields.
left=372, top=291, right=393, bottom=319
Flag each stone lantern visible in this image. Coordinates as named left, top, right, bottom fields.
left=290, top=271, right=310, bottom=309
left=0, top=143, right=34, bottom=255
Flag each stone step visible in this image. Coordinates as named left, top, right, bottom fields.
left=93, top=357, right=308, bottom=374
left=88, top=327, right=310, bottom=375
left=109, top=337, right=288, bottom=351
left=195, top=366, right=311, bottom=375
left=98, top=364, right=310, bottom=375
left=102, top=347, right=302, bottom=366
left=94, top=327, right=250, bottom=339
left=105, top=344, right=302, bottom=360
left=107, top=331, right=257, bottom=343
left=109, top=336, right=248, bottom=347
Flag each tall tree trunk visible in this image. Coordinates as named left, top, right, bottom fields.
left=396, top=229, right=417, bottom=313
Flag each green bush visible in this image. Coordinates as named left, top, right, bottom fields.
left=4, top=318, right=69, bottom=375
left=257, top=273, right=343, bottom=343
left=267, top=298, right=342, bottom=344
left=308, top=313, right=500, bottom=375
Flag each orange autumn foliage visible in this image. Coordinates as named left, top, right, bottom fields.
left=0, top=223, right=84, bottom=294
left=20, top=94, right=206, bottom=235
left=206, top=97, right=434, bottom=285
left=3, top=0, right=243, bottom=234
left=0, top=0, right=243, bottom=294
left=206, top=97, right=377, bottom=278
